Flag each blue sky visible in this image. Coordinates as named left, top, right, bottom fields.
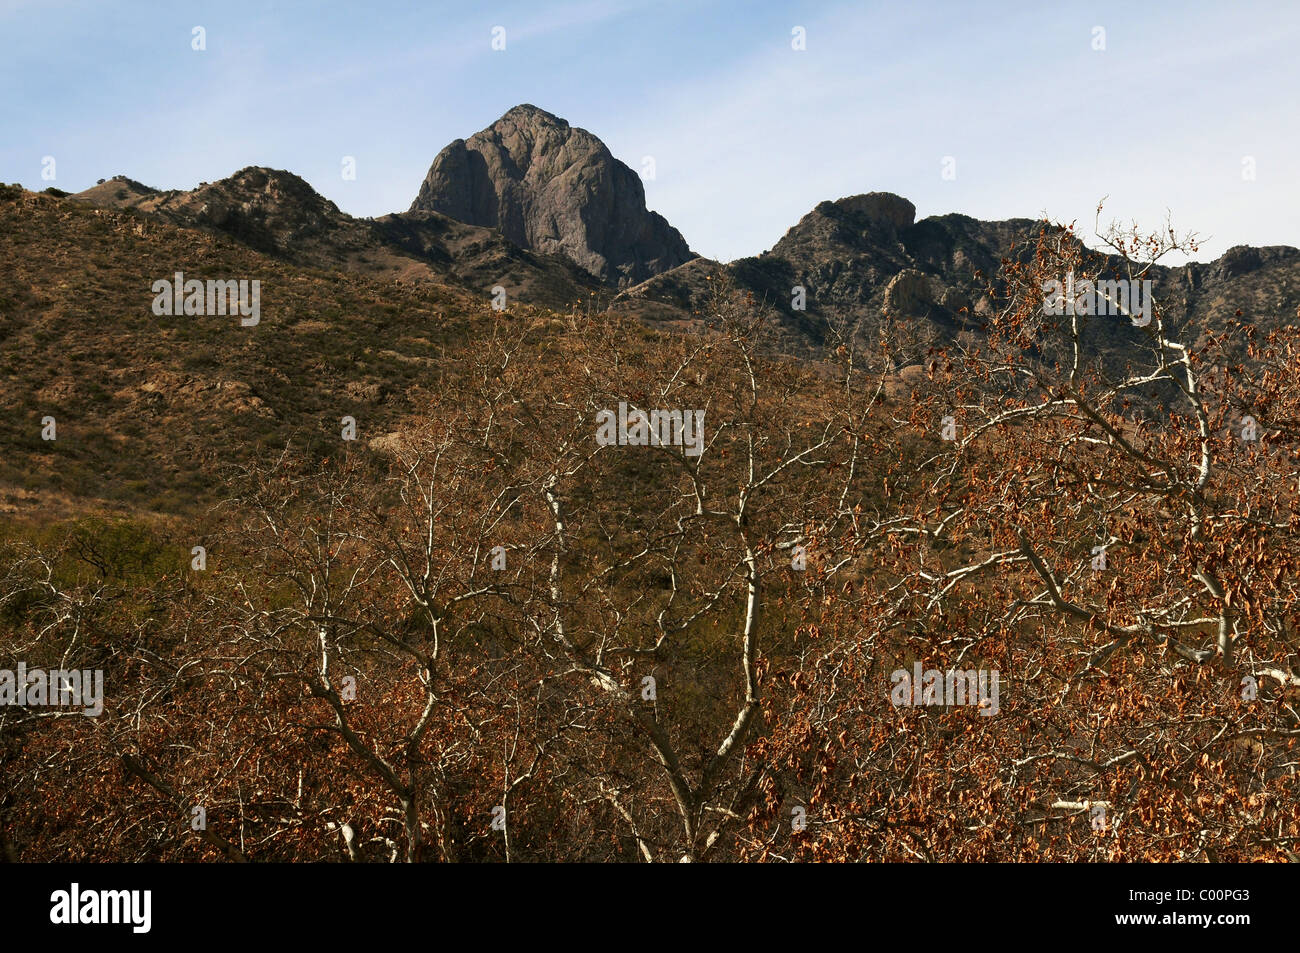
left=2, top=0, right=1298, bottom=264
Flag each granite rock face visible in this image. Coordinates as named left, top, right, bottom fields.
left=410, top=104, right=694, bottom=287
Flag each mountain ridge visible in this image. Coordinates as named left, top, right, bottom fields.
left=58, top=105, right=1300, bottom=367
left=70, top=164, right=604, bottom=310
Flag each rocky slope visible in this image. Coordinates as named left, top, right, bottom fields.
left=615, top=191, right=1039, bottom=355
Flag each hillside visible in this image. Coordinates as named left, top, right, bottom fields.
left=3, top=174, right=1299, bottom=866
left=1, top=183, right=489, bottom=516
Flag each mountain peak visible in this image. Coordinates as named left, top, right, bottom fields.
left=409, top=106, right=693, bottom=287
left=498, top=103, right=567, bottom=126
left=827, top=192, right=916, bottom=229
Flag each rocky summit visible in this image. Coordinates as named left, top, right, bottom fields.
left=409, top=104, right=694, bottom=288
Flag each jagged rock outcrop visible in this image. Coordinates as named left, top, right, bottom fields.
left=835, top=192, right=916, bottom=230
left=410, top=104, right=694, bottom=287
left=616, top=191, right=975, bottom=355
left=882, top=269, right=935, bottom=317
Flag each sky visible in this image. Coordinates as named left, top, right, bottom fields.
left=2, top=0, right=1298, bottom=265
